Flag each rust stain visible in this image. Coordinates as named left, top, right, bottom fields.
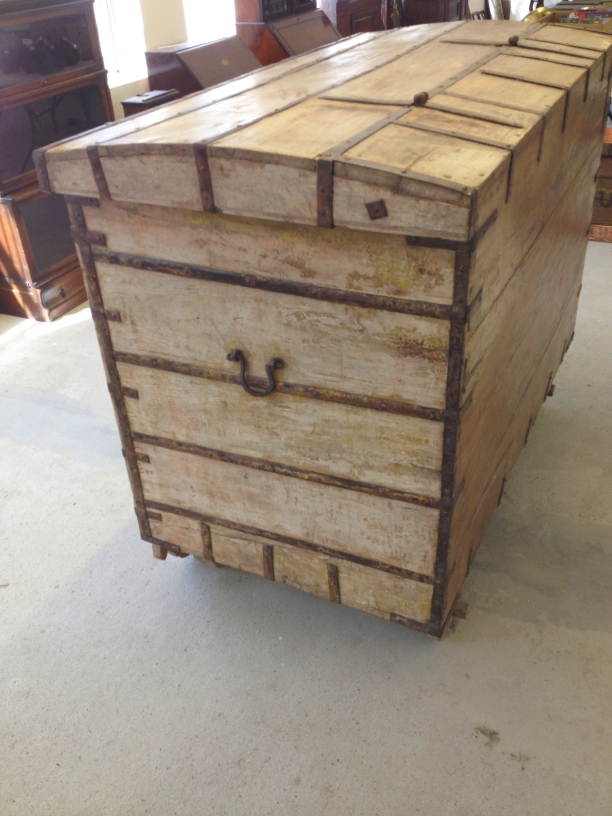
left=474, top=727, right=500, bottom=748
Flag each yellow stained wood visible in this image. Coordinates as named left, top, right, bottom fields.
left=321, top=40, right=497, bottom=105
left=135, top=442, right=440, bottom=575
left=116, top=363, right=444, bottom=498
left=210, top=98, right=402, bottom=160
left=84, top=200, right=456, bottom=306
left=98, top=263, right=451, bottom=409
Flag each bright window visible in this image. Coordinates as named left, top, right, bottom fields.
left=93, top=0, right=148, bottom=87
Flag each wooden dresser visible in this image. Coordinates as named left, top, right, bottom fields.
left=35, top=22, right=612, bottom=635
left=320, top=0, right=388, bottom=37
left=234, top=0, right=340, bottom=66
left=0, top=0, right=113, bottom=320
left=403, top=0, right=467, bottom=25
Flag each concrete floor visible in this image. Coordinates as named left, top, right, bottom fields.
left=0, top=243, right=611, bottom=816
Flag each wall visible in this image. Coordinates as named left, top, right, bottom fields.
left=108, top=0, right=189, bottom=119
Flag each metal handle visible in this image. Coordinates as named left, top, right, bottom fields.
left=227, top=349, right=283, bottom=397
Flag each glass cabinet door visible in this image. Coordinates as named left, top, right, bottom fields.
left=0, top=11, right=97, bottom=93
left=0, top=80, right=107, bottom=185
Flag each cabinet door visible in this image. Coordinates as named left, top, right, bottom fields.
left=336, top=0, right=383, bottom=36
left=351, top=7, right=382, bottom=32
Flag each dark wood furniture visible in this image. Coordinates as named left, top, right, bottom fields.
left=146, top=36, right=262, bottom=99
left=0, top=0, right=113, bottom=321
left=320, top=0, right=387, bottom=37
left=235, top=0, right=341, bottom=66
left=121, top=89, right=180, bottom=117
left=402, top=0, right=467, bottom=25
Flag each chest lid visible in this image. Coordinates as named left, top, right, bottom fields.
left=35, top=21, right=612, bottom=242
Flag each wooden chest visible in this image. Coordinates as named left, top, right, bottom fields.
left=34, top=21, right=612, bottom=636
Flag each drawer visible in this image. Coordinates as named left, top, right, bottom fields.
left=98, top=263, right=450, bottom=410
left=135, top=441, right=439, bottom=577
left=118, top=363, right=444, bottom=499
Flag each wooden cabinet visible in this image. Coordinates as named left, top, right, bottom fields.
left=0, top=0, right=113, bottom=320
left=403, top=0, right=467, bottom=25
left=36, top=22, right=612, bottom=636
left=146, top=36, right=262, bottom=99
left=321, top=0, right=387, bottom=37
left=235, top=0, right=340, bottom=66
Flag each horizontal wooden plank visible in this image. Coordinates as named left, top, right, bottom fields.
left=83, top=200, right=456, bottom=306
left=101, top=27, right=463, bottom=155
left=425, top=93, right=541, bottom=128
left=529, top=24, right=612, bottom=54
left=332, top=174, right=472, bottom=240
left=505, top=45, right=595, bottom=69
left=210, top=97, right=402, bottom=161
left=321, top=40, right=497, bottom=106
left=209, top=527, right=433, bottom=621
left=445, top=69, right=565, bottom=114
left=97, top=263, right=451, bottom=409
left=482, top=52, right=586, bottom=90
left=117, top=363, right=444, bottom=499
left=42, top=32, right=393, bottom=162
left=136, top=442, right=440, bottom=576
left=439, top=20, right=532, bottom=45
left=344, top=122, right=509, bottom=193
left=397, top=106, right=536, bottom=149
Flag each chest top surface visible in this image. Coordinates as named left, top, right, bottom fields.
left=35, top=20, right=612, bottom=240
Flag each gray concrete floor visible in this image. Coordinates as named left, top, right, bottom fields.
left=0, top=243, right=611, bottom=816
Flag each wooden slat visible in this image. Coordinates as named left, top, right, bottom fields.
left=319, top=40, right=498, bottom=106
left=83, top=200, right=456, bottom=306
left=97, top=263, right=450, bottom=410
left=438, top=20, right=532, bottom=45
left=425, top=94, right=539, bottom=128
left=397, top=106, right=533, bottom=149
left=116, top=363, right=444, bottom=499
left=209, top=527, right=433, bottom=621
left=148, top=512, right=205, bottom=557
left=505, top=45, right=595, bottom=69
left=136, top=442, right=440, bottom=576
left=210, top=97, right=402, bottom=161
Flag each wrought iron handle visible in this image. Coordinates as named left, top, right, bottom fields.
left=227, top=349, right=283, bottom=397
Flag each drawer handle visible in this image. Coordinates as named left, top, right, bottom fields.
left=227, top=349, right=284, bottom=397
